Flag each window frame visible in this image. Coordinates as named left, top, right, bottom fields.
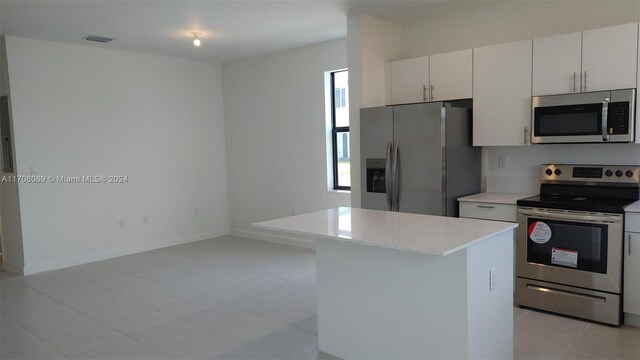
left=330, top=70, right=350, bottom=191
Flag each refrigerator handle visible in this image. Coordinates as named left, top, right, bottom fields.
left=392, top=141, right=400, bottom=212
left=385, top=141, right=393, bottom=211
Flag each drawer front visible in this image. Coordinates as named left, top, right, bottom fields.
left=459, top=202, right=517, bottom=222
left=626, top=212, right=640, bottom=233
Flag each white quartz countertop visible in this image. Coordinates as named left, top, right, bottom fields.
left=626, top=200, right=640, bottom=213
left=458, top=192, right=535, bottom=205
left=253, top=207, right=517, bottom=256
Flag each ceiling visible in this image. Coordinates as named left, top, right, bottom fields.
left=0, top=0, right=499, bottom=63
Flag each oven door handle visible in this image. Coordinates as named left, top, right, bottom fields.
left=526, top=284, right=606, bottom=303
left=520, top=209, right=622, bottom=224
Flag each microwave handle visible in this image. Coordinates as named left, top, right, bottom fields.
left=602, top=97, right=609, bottom=142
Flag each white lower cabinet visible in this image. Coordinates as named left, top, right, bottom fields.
left=459, top=198, right=519, bottom=289
left=625, top=231, right=640, bottom=316
left=459, top=202, right=517, bottom=222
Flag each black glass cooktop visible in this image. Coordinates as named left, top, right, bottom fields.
left=517, top=194, right=635, bottom=213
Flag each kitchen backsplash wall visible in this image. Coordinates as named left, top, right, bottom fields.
left=483, top=144, right=640, bottom=194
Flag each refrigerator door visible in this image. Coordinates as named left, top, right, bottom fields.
left=360, top=106, right=393, bottom=211
left=443, top=105, right=480, bottom=216
left=393, top=103, right=445, bottom=215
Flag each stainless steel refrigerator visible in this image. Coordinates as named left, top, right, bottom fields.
left=361, top=102, right=480, bottom=216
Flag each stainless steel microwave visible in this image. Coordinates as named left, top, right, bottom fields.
left=531, top=89, right=636, bottom=144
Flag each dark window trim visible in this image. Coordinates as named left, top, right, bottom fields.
left=330, top=70, right=350, bottom=191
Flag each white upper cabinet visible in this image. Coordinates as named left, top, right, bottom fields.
left=533, top=32, right=582, bottom=96
left=389, top=57, right=429, bottom=105
left=388, top=50, right=472, bottom=105
left=473, top=40, right=532, bottom=147
left=533, top=23, right=638, bottom=96
left=582, top=22, right=638, bottom=92
left=429, top=49, right=473, bottom=101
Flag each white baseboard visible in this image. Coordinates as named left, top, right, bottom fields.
left=230, top=228, right=315, bottom=250
left=21, top=229, right=229, bottom=276
left=624, top=312, right=640, bottom=328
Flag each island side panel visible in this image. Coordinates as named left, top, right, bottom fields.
left=467, top=230, right=514, bottom=359
left=316, top=238, right=470, bottom=359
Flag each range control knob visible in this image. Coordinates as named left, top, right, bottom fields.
left=605, top=170, right=613, bottom=177
left=554, top=169, right=562, bottom=176
left=626, top=170, right=634, bottom=178
left=545, top=169, right=553, bottom=176
left=615, top=170, right=623, bottom=177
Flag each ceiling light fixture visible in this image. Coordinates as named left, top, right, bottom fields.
left=192, top=32, right=201, bottom=47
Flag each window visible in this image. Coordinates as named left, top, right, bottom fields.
left=330, top=70, right=350, bottom=190
left=0, top=96, right=13, bottom=173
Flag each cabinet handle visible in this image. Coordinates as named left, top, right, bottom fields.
left=572, top=72, right=577, bottom=93
left=583, top=71, right=588, bottom=91
left=477, top=205, right=495, bottom=209
left=629, top=234, right=632, bottom=256
left=430, top=84, right=434, bottom=101
left=523, top=126, right=529, bottom=145
left=423, top=85, right=427, bottom=102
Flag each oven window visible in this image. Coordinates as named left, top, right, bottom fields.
left=526, top=218, right=608, bottom=274
left=534, top=103, right=602, bottom=136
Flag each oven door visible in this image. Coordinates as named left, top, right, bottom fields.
left=516, top=207, right=623, bottom=293
left=531, top=89, right=635, bottom=144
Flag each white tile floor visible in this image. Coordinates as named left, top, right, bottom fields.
left=0, top=235, right=638, bottom=359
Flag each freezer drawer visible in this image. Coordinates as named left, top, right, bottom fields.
left=515, top=277, right=621, bottom=325
left=459, top=202, right=517, bottom=222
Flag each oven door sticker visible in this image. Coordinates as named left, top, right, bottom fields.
left=528, top=221, right=552, bottom=244
left=551, top=247, right=578, bottom=268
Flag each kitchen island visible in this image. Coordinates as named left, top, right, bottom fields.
left=254, top=207, right=517, bottom=359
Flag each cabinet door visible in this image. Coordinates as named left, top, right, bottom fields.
left=389, top=57, right=429, bottom=105
left=533, top=32, right=582, bottom=96
left=473, top=40, right=532, bottom=146
left=582, top=22, right=638, bottom=92
left=429, top=49, right=473, bottom=101
left=637, top=27, right=640, bottom=144
left=624, top=232, right=640, bottom=315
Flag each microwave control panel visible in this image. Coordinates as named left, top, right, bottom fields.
left=608, top=102, right=630, bottom=135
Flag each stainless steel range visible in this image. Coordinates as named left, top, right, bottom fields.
left=515, top=164, right=640, bottom=325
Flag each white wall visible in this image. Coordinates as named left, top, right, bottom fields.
left=0, top=35, right=25, bottom=273
left=403, top=1, right=640, bottom=59
left=223, top=39, right=349, bottom=247
left=5, top=36, right=229, bottom=274
left=484, top=145, right=640, bottom=195
left=399, top=2, right=640, bottom=194
left=347, top=15, right=403, bottom=207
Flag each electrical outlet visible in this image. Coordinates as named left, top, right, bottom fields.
left=291, top=208, right=296, bottom=216
left=498, top=155, right=507, bottom=169
left=193, top=207, right=199, bottom=216
left=143, top=215, right=149, bottom=224
left=118, top=219, right=126, bottom=229
left=489, top=268, right=497, bottom=291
